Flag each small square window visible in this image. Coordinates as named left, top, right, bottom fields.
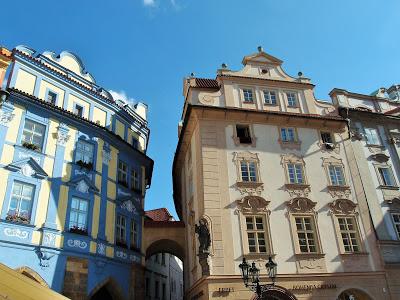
left=46, top=91, right=57, bottom=105
left=286, top=92, right=297, bottom=107
left=242, top=89, right=254, bottom=103
left=74, top=104, right=84, bottom=117
left=236, top=125, right=252, bottom=144
left=263, top=90, right=277, bottom=105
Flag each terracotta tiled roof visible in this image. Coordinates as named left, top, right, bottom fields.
left=191, top=78, right=219, bottom=89
left=145, top=208, right=173, bottom=221
left=385, top=107, right=400, bottom=115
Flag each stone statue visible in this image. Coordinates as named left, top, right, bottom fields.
left=195, top=218, right=211, bottom=254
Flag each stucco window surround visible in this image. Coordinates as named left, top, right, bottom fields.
left=236, top=196, right=274, bottom=259
left=278, top=127, right=301, bottom=150
left=281, top=154, right=310, bottom=197
left=373, top=161, right=399, bottom=192
left=232, top=124, right=257, bottom=147
left=329, top=199, right=366, bottom=255
left=240, top=87, right=255, bottom=104
left=233, top=151, right=263, bottom=195
left=285, top=91, right=299, bottom=108
left=262, top=89, right=278, bottom=106
left=322, top=157, right=351, bottom=198
left=286, top=198, right=324, bottom=256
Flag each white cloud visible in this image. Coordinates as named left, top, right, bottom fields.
left=109, top=90, right=136, bottom=106
left=143, top=0, right=156, bottom=6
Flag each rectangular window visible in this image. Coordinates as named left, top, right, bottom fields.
left=118, top=161, right=128, bottom=187
left=116, top=215, right=126, bottom=246
left=130, top=221, right=138, bottom=249
left=236, top=124, right=252, bottom=144
left=22, top=119, right=46, bottom=151
left=364, top=128, right=381, bottom=145
left=295, top=216, right=317, bottom=253
left=391, top=213, right=400, bottom=239
left=132, top=137, right=139, bottom=149
left=162, top=283, right=166, bottom=300
left=321, top=132, right=333, bottom=144
left=161, top=253, right=166, bottom=266
left=69, top=197, right=88, bottom=233
left=287, top=163, right=304, bottom=184
left=75, top=140, right=94, bottom=164
left=329, top=165, right=345, bottom=186
left=263, top=90, right=277, bottom=105
left=240, top=161, right=257, bottom=182
left=155, top=281, right=160, bottom=299
left=379, top=167, right=396, bottom=186
left=74, top=104, right=84, bottom=117
left=145, top=278, right=150, bottom=296
left=281, top=128, right=296, bottom=142
left=286, top=92, right=297, bottom=107
left=246, top=216, right=268, bottom=253
left=7, top=181, right=35, bottom=223
left=242, top=89, right=254, bottom=103
left=130, top=169, right=140, bottom=191
left=46, top=91, right=57, bottom=105
left=338, top=217, right=360, bottom=253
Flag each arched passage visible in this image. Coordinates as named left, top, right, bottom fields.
left=88, top=278, right=125, bottom=300
left=146, top=239, right=185, bottom=261
left=251, top=286, right=298, bottom=300
left=337, top=288, right=374, bottom=300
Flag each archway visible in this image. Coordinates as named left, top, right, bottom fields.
left=256, top=285, right=298, bottom=300
left=88, top=278, right=125, bottom=300
left=145, top=239, right=185, bottom=261
left=337, top=288, right=374, bottom=300
left=14, top=266, right=49, bottom=287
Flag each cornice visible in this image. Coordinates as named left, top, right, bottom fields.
left=218, top=74, right=315, bottom=88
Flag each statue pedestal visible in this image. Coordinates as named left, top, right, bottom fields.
left=198, top=252, right=210, bottom=276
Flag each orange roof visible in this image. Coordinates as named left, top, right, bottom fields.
left=145, top=208, right=173, bottom=221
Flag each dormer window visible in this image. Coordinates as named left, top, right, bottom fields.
left=242, top=89, right=254, bottom=103
left=236, top=125, right=252, bottom=144
left=286, top=92, right=297, bottom=107
left=74, top=104, right=84, bottom=118
left=46, top=90, right=57, bottom=105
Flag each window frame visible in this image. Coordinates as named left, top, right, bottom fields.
left=281, top=154, right=308, bottom=186
left=75, top=139, right=95, bottom=164
left=378, top=166, right=397, bottom=187
left=244, top=215, right=269, bottom=254
left=235, top=124, right=253, bottom=145
left=263, top=89, right=278, bottom=105
left=73, top=103, right=84, bottom=118
left=280, top=127, right=298, bottom=143
left=241, top=88, right=255, bottom=103
left=45, top=89, right=58, bottom=105
left=290, top=213, right=322, bottom=255
left=21, top=118, right=46, bottom=152
left=391, top=213, right=400, bottom=240
left=364, top=127, right=381, bottom=146
left=68, top=196, right=89, bottom=234
left=336, top=216, right=362, bottom=253
left=130, top=219, right=139, bottom=250
left=116, top=214, right=127, bottom=247
left=6, top=181, right=35, bottom=224
left=285, top=91, right=298, bottom=107
left=118, top=160, right=129, bottom=187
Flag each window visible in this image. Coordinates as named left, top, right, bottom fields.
left=69, top=197, right=88, bottom=233
left=338, top=217, right=360, bottom=253
left=236, top=124, right=252, bottom=144
left=46, top=91, right=57, bottom=105
left=379, top=167, right=396, bottom=186
left=246, top=216, right=268, bottom=253
left=295, top=216, right=317, bottom=253
left=263, top=90, right=277, bottom=105
left=321, top=132, right=333, bottom=144
left=242, top=89, right=254, bottom=103
left=75, top=140, right=94, bottom=164
left=130, top=169, right=140, bottom=191
left=240, top=161, right=257, bottom=182
left=286, top=92, right=297, bottom=107
left=7, top=181, right=35, bottom=223
left=74, top=104, right=84, bottom=117
left=118, top=161, right=128, bottom=187
left=287, top=163, right=304, bottom=184
left=116, top=215, right=127, bottom=246
left=145, top=278, right=150, bottom=296
left=155, top=281, right=160, bottom=299
left=329, top=165, right=345, bottom=186
left=364, top=127, right=381, bottom=145
left=22, top=119, right=46, bottom=151
left=161, top=253, right=166, bottom=265
left=391, top=213, right=400, bottom=239
left=280, top=128, right=296, bottom=142
left=130, top=221, right=138, bottom=249
left=162, top=283, right=166, bottom=300
left=132, top=137, right=139, bottom=149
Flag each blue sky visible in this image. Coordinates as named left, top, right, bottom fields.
left=1, top=0, right=399, bottom=218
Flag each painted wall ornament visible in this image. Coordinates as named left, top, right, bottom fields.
left=329, top=199, right=357, bottom=215
left=56, top=123, right=70, bottom=146
left=4, top=228, right=29, bottom=239
left=42, top=232, right=56, bottom=247
left=67, top=239, right=87, bottom=249
left=102, top=142, right=112, bottom=165
left=97, top=243, right=106, bottom=255
left=286, top=198, right=316, bottom=213
left=121, top=200, right=136, bottom=214
left=76, top=179, right=90, bottom=194
left=236, top=195, right=270, bottom=213
left=20, top=163, right=35, bottom=177
left=0, top=111, right=15, bottom=126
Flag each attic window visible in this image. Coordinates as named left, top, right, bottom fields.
left=261, top=68, right=269, bottom=74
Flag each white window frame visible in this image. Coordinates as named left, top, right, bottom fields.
left=263, top=90, right=277, bottom=105
left=280, top=127, right=297, bottom=142
left=46, top=90, right=58, bottom=105
left=8, top=181, right=35, bottom=222
left=378, top=167, right=397, bottom=187
left=245, top=215, right=269, bottom=254
left=328, top=165, right=346, bottom=186
left=391, top=213, right=400, bottom=240
left=130, top=220, right=138, bottom=248
left=336, top=216, right=362, bottom=253
left=21, top=119, right=46, bottom=151
left=242, top=88, right=254, bottom=103
left=287, top=163, right=305, bottom=184
left=364, top=127, right=381, bottom=146
left=118, top=160, right=128, bottom=185
left=294, top=215, right=319, bottom=253
left=286, top=92, right=297, bottom=107
left=116, top=214, right=127, bottom=245
left=75, top=140, right=94, bottom=164
left=69, top=197, right=89, bottom=231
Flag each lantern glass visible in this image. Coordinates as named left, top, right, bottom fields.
left=249, top=262, right=260, bottom=284
left=265, top=256, right=277, bottom=282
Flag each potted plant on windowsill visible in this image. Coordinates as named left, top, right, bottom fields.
left=22, top=142, right=39, bottom=152
left=116, top=239, right=127, bottom=248
left=69, top=225, right=88, bottom=235
left=76, top=160, right=93, bottom=171
left=6, top=212, right=30, bottom=224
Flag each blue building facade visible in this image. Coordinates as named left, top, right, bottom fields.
left=0, top=46, right=153, bottom=300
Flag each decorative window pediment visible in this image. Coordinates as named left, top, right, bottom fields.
left=329, top=199, right=357, bottom=215
left=369, top=153, right=390, bottom=163
left=386, top=197, right=400, bottom=210
left=286, top=197, right=316, bottom=213
left=281, top=153, right=304, bottom=165
left=117, top=196, right=143, bottom=215
left=67, top=175, right=99, bottom=194
left=7, top=157, right=48, bottom=179
left=236, top=196, right=270, bottom=213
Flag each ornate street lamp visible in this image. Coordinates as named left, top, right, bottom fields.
left=239, top=256, right=277, bottom=297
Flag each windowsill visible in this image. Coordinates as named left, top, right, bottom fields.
left=379, top=185, right=399, bottom=190
left=340, top=252, right=369, bottom=256
left=68, top=229, right=88, bottom=236
left=278, top=139, right=301, bottom=150
left=287, top=105, right=299, bottom=109
left=327, top=185, right=350, bottom=191
left=243, top=253, right=276, bottom=259
left=1, top=219, right=35, bottom=228
left=295, top=252, right=325, bottom=258
left=285, top=183, right=310, bottom=189
left=237, top=181, right=263, bottom=188
left=263, top=103, right=278, bottom=106
left=366, top=143, right=384, bottom=149
left=242, top=101, right=255, bottom=104
left=16, top=144, right=44, bottom=155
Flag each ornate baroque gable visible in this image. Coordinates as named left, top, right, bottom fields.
left=236, top=196, right=270, bottom=213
